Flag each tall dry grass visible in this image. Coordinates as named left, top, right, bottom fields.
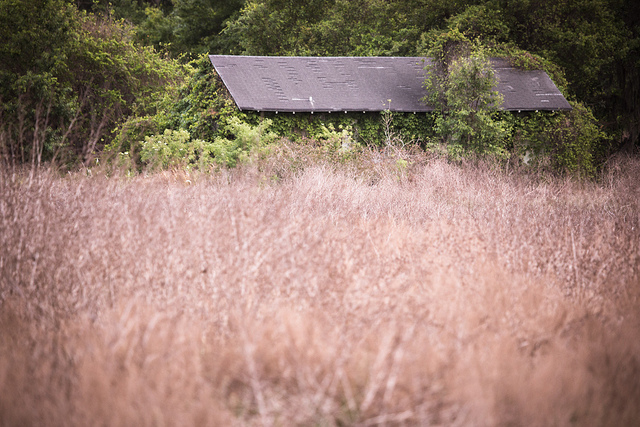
left=1, top=150, right=639, bottom=426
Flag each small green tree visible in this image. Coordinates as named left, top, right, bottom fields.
left=422, top=28, right=507, bottom=158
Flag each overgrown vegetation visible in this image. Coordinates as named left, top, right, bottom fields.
left=421, top=28, right=508, bottom=158
left=0, top=0, right=186, bottom=167
left=2, top=153, right=639, bottom=425
left=2, top=2, right=640, bottom=423
left=223, top=0, right=638, bottom=152
left=3, top=0, right=637, bottom=175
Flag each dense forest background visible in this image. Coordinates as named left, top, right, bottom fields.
left=1, top=0, right=638, bottom=173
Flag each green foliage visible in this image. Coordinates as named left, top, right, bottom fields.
left=264, top=113, right=362, bottom=144
left=222, top=0, right=486, bottom=57
left=135, top=6, right=175, bottom=50
left=89, top=0, right=151, bottom=24
left=0, top=0, right=77, bottom=164
left=224, top=0, right=427, bottom=56
left=422, top=29, right=508, bottom=158
left=495, top=0, right=629, bottom=119
left=445, top=5, right=511, bottom=46
left=140, top=117, right=277, bottom=170
left=165, top=55, right=239, bottom=141
left=389, top=112, right=435, bottom=145
left=211, top=117, right=278, bottom=167
left=506, top=102, right=603, bottom=177
left=417, top=13, right=606, bottom=174
left=114, top=54, right=282, bottom=170
left=110, top=54, right=239, bottom=159
left=222, top=0, right=333, bottom=56
left=492, top=45, right=604, bottom=175
left=140, top=128, right=205, bottom=170
left=257, top=110, right=433, bottom=149
left=75, top=0, right=244, bottom=58
left=0, top=0, right=186, bottom=166
left=134, top=0, right=245, bottom=58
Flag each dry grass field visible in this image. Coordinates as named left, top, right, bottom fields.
left=1, top=147, right=639, bottom=426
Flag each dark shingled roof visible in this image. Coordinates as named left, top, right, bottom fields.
left=209, top=55, right=572, bottom=113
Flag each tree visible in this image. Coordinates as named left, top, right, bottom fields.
left=222, top=0, right=479, bottom=56
left=0, top=0, right=79, bottom=165
left=494, top=0, right=633, bottom=148
left=222, top=0, right=334, bottom=55
left=0, top=0, right=186, bottom=166
left=422, top=29, right=507, bottom=157
left=135, top=0, right=245, bottom=57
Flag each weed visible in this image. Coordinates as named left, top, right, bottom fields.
left=1, top=154, right=639, bottom=425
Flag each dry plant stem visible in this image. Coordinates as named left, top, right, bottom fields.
left=241, top=325, right=271, bottom=427
left=1, top=154, right=639, bottom=426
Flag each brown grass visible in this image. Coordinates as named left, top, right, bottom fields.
left=1, top=150, right=639, bottom=426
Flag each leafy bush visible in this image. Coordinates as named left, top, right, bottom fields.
left=506, top=102, right=603, bottom=177
left=113, top=54, right=282, bottom=171
left=140, top=117, right=278, bottom=170
left=163, top=55, right=241, bottom=142
left=422, top=28, right=508, bottom=158
left=107, top=54, right=236, bottom=166
left=0, top=0, right=185, bottom=167
left=211, top=117, right=278, bottom=167
left=140, top=129, right=207, bottom=170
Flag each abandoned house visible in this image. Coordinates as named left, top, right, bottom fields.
left=208, top=55, right=572, bottom=114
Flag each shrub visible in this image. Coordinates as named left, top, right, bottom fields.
left=422, top=28, right=509, bottom=158
left=140, top=129, right=205, bottom=170
left=0, top=0, right=185, bottom=167
left=211, top=117, right=278, bottom=168
left=506, top=102, right=603, bottom=177
left=140, top=117, right=277, bottom=170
